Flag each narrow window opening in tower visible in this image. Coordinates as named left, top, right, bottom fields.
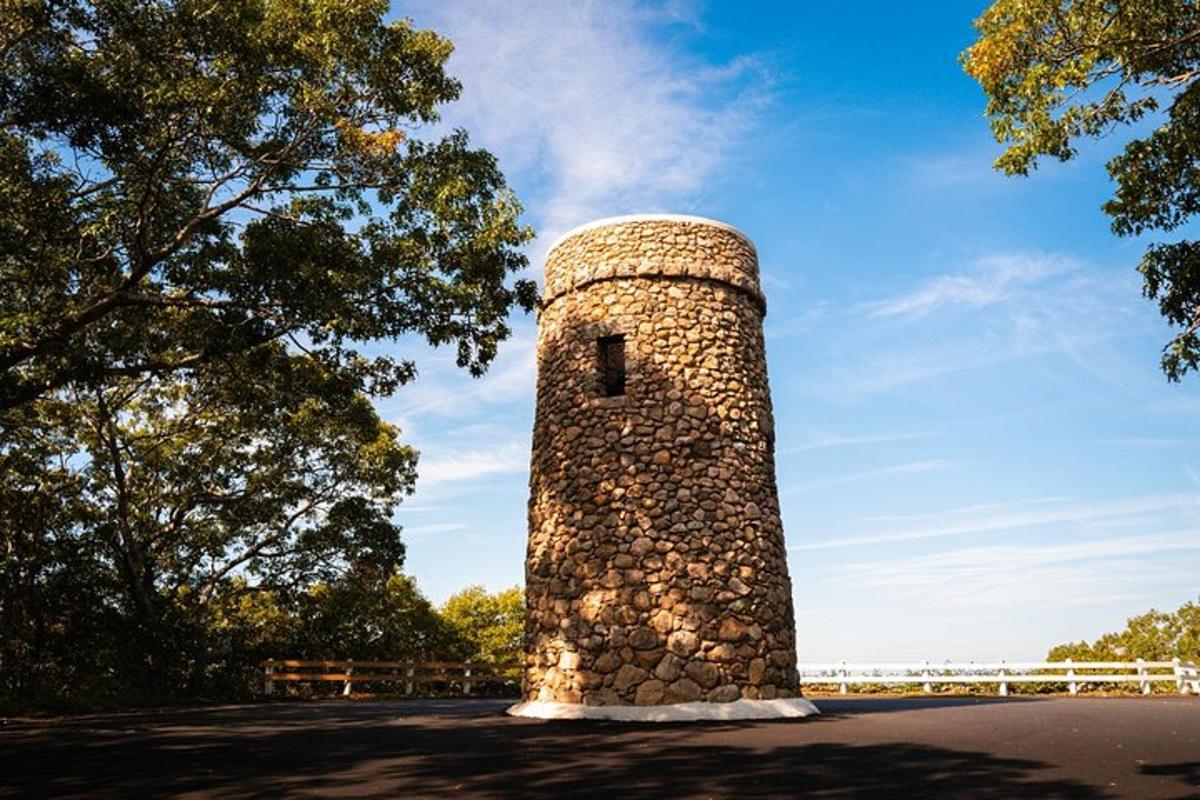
left=598, top=334, right=626, bottom=397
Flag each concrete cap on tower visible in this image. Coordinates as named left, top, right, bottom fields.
left=545, top=214, right=756, bottom=256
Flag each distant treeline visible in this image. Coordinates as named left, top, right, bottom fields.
left=1047, top=598, right=1200, bottom=664
left=0, top=569, right=521, bottom=713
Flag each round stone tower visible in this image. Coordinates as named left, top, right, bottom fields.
left=511, top=215, right=816, bottom=720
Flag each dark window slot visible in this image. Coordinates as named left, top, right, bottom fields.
left=598, top=335, right=626, bottom=397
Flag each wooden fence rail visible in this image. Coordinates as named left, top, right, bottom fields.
left=797, top=659, right=1200, bottom=696
left=261, top=659, right=521, bottom=697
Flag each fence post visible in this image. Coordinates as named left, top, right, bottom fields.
left=406, top=666, right=415, bottom=696
left=263, top=659, right=275, bottom=696
left=1136, top=658, right=1149, bottom=695
left=922, top=660, right=931, bottom=694
left=839, top=661, right=847, bottom=695
left=1174, top=658, right=1185, bottom=695
left=464, top=664, right=473, bottom=696
left=1066, top=658, right=1076, bottom=696
left=343, top=659, right=354, bottom=697
left=998, top=662, right=1008, bottom=697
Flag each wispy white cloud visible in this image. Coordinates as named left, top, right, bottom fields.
left=864, top=253, right=1076, bottom=321
left=858, top=495, right=1071, bottom=523
left=779, top=429, right=928, bottom=454
left=783, top=459, right=954, bottom=495
left=906, top=148, right=1002, bottom=188
left=1089, top=437, right=1200, bottom=449
left=824, top=529, right=1200, bottom=608
left=389, top=329, right=537, bottom=427
left=811, top=251, right=1141, bottom=398
left=765, top=301, right=831, bottom=340
left=395, top=505, right=450, bottom=514
left=1146, top=395, right=1200, bottom=416
left=372, top=327, right=535, bottom=455
left=404, top=0, right=771, bottom=257
left=792, top=493, right=1200, bottom=551
left=823, top=341, right=1012, bottom=397
left=401, top=522, right=469, bottom=538
left=416, top=439, right=529, bottom=488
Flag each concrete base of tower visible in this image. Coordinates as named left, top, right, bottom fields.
left=506, top=697, right=819, bottom=722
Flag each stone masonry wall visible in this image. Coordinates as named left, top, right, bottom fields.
left=524, top=216, right=800, bottom=706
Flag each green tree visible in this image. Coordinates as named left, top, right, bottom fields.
left=4, top=345, right=417, bottom=699
left=0, top=0, right=534, bottom=709
left=0, top=0, right=535, bottom=410
left=198, top=579, right=297, bottom=699
left=0, top=404, right=123, bottom=708
left=440, top=585, right=523, bottom=665
left=293, top=570, right=460, bottom=661
left=1047, top=598, right=1200, bottom=662
left=963, top=1, right=1200, bottom=380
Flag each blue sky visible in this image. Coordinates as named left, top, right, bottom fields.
left=381, top=1, right=1200, bottom=661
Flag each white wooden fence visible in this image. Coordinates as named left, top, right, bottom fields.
left=798, top=659, right=1200, bottom=696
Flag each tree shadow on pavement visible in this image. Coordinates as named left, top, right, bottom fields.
left=808, top=695, right=1046, bottom=717
left=1, top=701, right=1115, bottom=799
left=1139, top=761, right=1200, bottom=800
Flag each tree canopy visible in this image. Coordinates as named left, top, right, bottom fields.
left=0, top=0, right=533, bottom=709
left=0, top=0, right=535, bottom=409
left=441, top=585, right=523, bottom=666
left=963, top=0, right=1200, bottom=380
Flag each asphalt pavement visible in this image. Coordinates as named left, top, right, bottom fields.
left=2, top=695, right=1197, bottom=798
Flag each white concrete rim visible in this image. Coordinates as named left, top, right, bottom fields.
left=544, top=214, right=756, bottom=259
left=506, top=697, right=819, bottom=722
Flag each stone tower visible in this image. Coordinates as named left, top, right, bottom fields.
left=511, top=215, right=816, bottom=720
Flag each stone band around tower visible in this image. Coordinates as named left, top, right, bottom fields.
left=541, top=215, right=765, bottom=313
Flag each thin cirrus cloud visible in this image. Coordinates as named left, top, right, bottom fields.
left=782, top=459, right=954, bottom=495
left=415, top=439, right=530, bottom=489
left=1089, top=436, right=1200, bottom=449
left=387, top=330, right=537, bottom=428
left=403, top=0, right=771, bottom=255
left=778, top=429, right=929, bottom=454
left=791, top=492, right=1200, bottom=551
left=400, top=522, right=470, bottom=538
left=814, top=251, right=1134, bottom=398
left=863, top=252, right=1078, bottom=321
left=858, top=495, right=1071, bottom=523
left=824, top=529, right=1200, bottom=608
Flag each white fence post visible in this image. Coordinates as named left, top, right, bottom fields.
left=998, top=662, right=1008, bottom=697
left=263, top=659, right=275, bottom=696
left=839, top=660, right=847, bottom=695
left=343, top=659, right=354, bottom=697
left=406, top=666, right=415, bottom=696
left=922, top=660, right=931, bottom=694
left=1137, top=658, right=1149, bottom=695
left=1067, top=658, right=1076, bottom=696
left=464, top=665, right=473, bottom=696
left=1177, top=659, right=1200, bottom=695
